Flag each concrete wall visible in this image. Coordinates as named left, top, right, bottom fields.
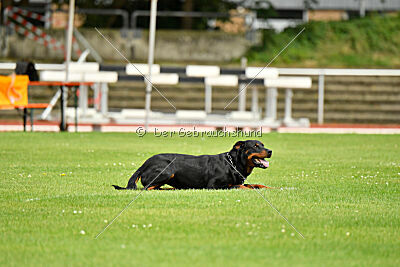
left=1, top=28, right=258, bottom=63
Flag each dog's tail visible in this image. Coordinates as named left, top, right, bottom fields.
left=112, top=169, right=141, bottom=190
left=112, top=185, right=127, bottom=190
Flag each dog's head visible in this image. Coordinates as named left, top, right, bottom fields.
left=230, top=140, right=272, bottom=174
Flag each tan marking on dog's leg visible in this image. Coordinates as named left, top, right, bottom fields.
left=135, top=176, right=140, bottom=184
left=244, top=184, right=273, bottom=189
left=147, top=185, right=159, bottom=190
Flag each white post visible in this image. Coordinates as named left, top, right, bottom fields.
left=238, top=57, right=247, bottom=111
left=266, top=87, right=278, bottom=121
left=284, top=88, right=293, bottom=124
left=238, top=84, right=246, bottom=112
left=144, top=0, right=158, bottom=131
left=303, top=10, right=309, bottom=22
left=359, top=0, right=366, bottom=17
left=94, top=83, right=100, bottom=111
left=318, top=74, right=325, bottom=124
left=205, top=83, right=212, bottom=113
left=251, top=87, right=258, bottom=115
left=100, top=83, right=108, bottom=115
left=79, top=85, right=88, bottom=116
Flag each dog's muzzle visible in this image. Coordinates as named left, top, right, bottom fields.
left=251, top=149, right=272, bottom=169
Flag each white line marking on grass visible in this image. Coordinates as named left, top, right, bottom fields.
left=224, top=158, right=305, bottom=239
left=95, top=27, right=176, bottom=110
left=95, top=157, right=176, bottom=239
left=224, top=27, right=305, bottom=110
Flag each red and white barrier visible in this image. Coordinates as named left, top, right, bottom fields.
left=6, top=6, right=49, bottom=24
left=5, top=20, right=63, bottom=51
left=5, top=6, right=81, bottom=56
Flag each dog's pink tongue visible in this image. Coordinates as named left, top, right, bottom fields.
left=260, top=159, right=269, bottom=168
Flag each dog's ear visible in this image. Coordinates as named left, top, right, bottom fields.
left=233, top=141, right=245, bottom=150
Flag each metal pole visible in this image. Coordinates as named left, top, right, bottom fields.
left=44, top=1, right=51, bottom=29
left=60, top=86, right=65, bottom=131
left=74, top=86, right=78, bottom=132
left=62, top=0, right=75, bottom=132
left=65, top=0, right=75, bottom=82
left=318, top=74, right=325, bottom=124
left=144, top=0, right=157, bottom=131
left=23, top=108, right=27, bottom=132
left=238, top=57, right=247, bottom=112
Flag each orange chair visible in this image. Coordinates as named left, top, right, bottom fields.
left=0, top=74, right=49, bottom=131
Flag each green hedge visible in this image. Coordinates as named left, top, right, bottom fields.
left=246, top=13, right=400, bottom=67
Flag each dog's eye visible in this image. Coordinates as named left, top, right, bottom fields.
left=254, top=144, right=259, bottom=148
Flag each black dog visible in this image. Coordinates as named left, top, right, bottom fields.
left=112, top=140, right=272, bottom=190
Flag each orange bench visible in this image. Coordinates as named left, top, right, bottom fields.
left=0, top=75, right=49, bottom=131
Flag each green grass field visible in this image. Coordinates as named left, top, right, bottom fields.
left=0, top=132, right=399, bottom=266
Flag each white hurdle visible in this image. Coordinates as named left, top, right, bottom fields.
left=186, top=65, right=223, bottom=114
left=242, top=67, right=279, bottom=121
left=204, top=75, right=238, bottom=113
left=264, top=77, right=312, bottom=127
left=121, top=63, right=313, bottom=127
left=39, top=62, right=118, bottom=121
left=150, top=73, right=179, bottom=85
left=126, top=63, right=160, bottom=75
left=186, top=65, right=220, bottom=77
